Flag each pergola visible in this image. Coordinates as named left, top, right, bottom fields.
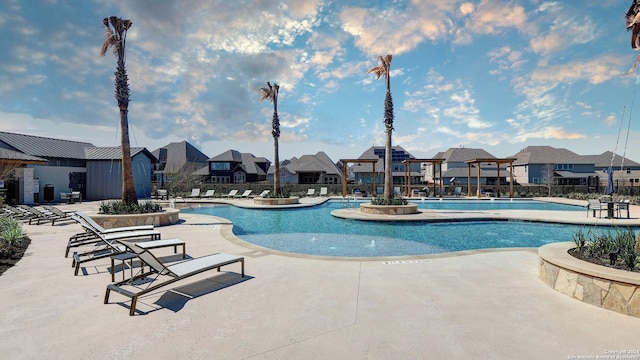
left=464, top=158, right=517, bottom=198
left=402, top=159, right=444, bottom=197
left=339, top=159, right=379, bottom=197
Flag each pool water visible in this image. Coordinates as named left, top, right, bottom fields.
left=184, top=200, right=600, bottom=257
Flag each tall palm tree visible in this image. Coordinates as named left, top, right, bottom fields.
left=259, top=82, right=281, bottom=196
left=367, top=54, right=394, bottom=203
left=100, top=16, right=137, bottom=205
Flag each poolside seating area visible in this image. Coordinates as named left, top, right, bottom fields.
left=15, top=208, right=250, bottom=316
left=586, top=198, right=632, bottom=219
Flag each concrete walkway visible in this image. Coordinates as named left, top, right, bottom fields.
left=1, top=199, right=639, bottom=359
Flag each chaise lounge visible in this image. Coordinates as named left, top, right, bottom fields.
left=105, top=240, right=245, bottom=316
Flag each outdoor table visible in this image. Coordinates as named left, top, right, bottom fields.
left=601, top=200, right=616, bottom=219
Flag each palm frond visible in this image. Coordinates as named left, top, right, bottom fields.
left=367, top=65, right=386, bottom=78
left=99, top=28, right=116, bottom=57
left=259, top=88, right=274, bottom=102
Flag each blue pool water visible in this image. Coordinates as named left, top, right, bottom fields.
left=184, top=200, right=601, bottom=257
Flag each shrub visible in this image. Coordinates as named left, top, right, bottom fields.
left=98, top=200, right=163, bottom=215
left=263, top=191, right=290, bottom=198
left=370, top=196, right=408, bottom=206
left=0, top=217, right=26, bottom=259
left=573, top=226, right=639, bottom=270
left=0, top=217, right=26, bottom=245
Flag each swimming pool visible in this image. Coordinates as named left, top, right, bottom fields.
left=184, top=200, right=600, bottom=257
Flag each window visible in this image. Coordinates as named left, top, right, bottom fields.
left=210, top=176, right=229, bottom=184
left=210, top=162, right=230, bottom=171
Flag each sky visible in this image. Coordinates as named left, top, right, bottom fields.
left=1, top=0, right=640, bottom=165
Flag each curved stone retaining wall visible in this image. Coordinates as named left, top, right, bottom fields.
left=88, top=208, right=180, bottom=228
left=359, top=203, right=418, bottom=215
left=538, top=242, right=640, bottom=318
left=253, top=197, right=300, bottom=206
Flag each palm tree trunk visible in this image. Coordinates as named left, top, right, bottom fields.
left=116, top=51, right=137, bottom=205
left=384, top=128, right=392, bottom=202
left=273, top=137, right=280, bottom=195
left=120, top=109, right=137, bottom=204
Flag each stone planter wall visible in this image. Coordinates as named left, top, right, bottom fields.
left=253, top=197, right=300, bottom=206
left=88, top=208, right=180, bottom=228
left=538, top=242, right=640, bottom=318
left=359, top=203, right=418, bottom=215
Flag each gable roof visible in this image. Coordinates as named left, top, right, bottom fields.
left=0, top=131, right=94, bottom=159
left=209, top=149, right=244, bottom=162
left=512, top=146, right=590, bottom=165
left=438, top=148, right=496, bottom=162
left=152, top=141, right=209, bottom=172
left=84, top=147, right=156, bottom=161
left=271, top=151, right=341, bottom=175
left=582, top=151, right=640, bottom=168
left=210, top=149, right=268, bottom=176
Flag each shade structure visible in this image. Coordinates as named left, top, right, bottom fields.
left=606, top=167, right=614, bottom=195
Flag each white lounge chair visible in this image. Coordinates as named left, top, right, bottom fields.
left=202, top=189, right=215, bottom=198
left=307, top=189, right=316, bottom=197
left=224, top=190, right=239, bottom=198
left=187, top=188, right=201, bottom=198
left=257, top=190, right=269, bottom=198
left=320, top=187, right=328, bottom=196
left=105, top=240, right=245, bottom=316
left=238, top=190, right=252, bottom=198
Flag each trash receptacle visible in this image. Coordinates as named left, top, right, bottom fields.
left=44, top=184, right=54, bottom=202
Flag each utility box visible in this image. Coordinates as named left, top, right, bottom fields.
left=44, top=184, right=54, bottom=202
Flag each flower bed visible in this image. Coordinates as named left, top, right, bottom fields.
left=359, top=203, right=418, bottom=215
left=87, top=208, right=180, bottom=228
left=539, top=242, right=640, bottom=318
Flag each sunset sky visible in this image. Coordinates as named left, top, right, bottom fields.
left=1, top=0, right=639, bottom=164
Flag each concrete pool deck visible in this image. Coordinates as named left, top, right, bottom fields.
left=1, top=198, right=639, bottom=359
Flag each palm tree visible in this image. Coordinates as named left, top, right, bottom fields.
left=259, top=82, right=281, bottom=196
left=367, top=54, right=394, bottom=203
left=100, top=16, right=137, bottom=205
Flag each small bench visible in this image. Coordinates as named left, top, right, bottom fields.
left=110, top=238, right=186, bottom=281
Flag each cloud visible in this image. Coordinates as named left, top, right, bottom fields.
left=528, top=2, right=597, bottom=56
left=454, top=0, right=527, bottom=45
left=339, top=3, right=454, bottom=56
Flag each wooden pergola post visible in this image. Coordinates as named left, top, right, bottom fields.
left=465, top=158, right=516, bottom=198
left=339, top=159, right=380, bottom=197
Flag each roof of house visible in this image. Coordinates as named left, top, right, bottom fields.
left=512, top=146, right=589, bottom=165
left=84, top=147, right=156, bottom=161
left=151, top=141, right=209, bottom=173
left=434, top=148, right=497, bottom=163
left=210, top=149, right=269, bottom=176
left=268, top=152, right=341, bottom=176
left=582, top=151, right=640, bottom=168
left=0, top=148, right=48, bottom=164
left=209, top=149, right=244, bottom=162
left=0, top=131, right=94, bottom=159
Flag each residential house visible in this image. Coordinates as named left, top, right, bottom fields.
left=510, top=146, right=596, bottom=186
left=151, top=141, right=209, bottom=187
left=208, top=149, right=270, bottom=184
left=583, top=151, right=640, bottom=189
left=424, top=147, right=504, bottom=186
left=268, top=151, right=341, bottom=185
left=352, top=146, right=420, bottom=194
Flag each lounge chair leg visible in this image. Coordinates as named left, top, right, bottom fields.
left=129, top=296, right=138, bottom=316
left=104, top=288, right=111, bottom=304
